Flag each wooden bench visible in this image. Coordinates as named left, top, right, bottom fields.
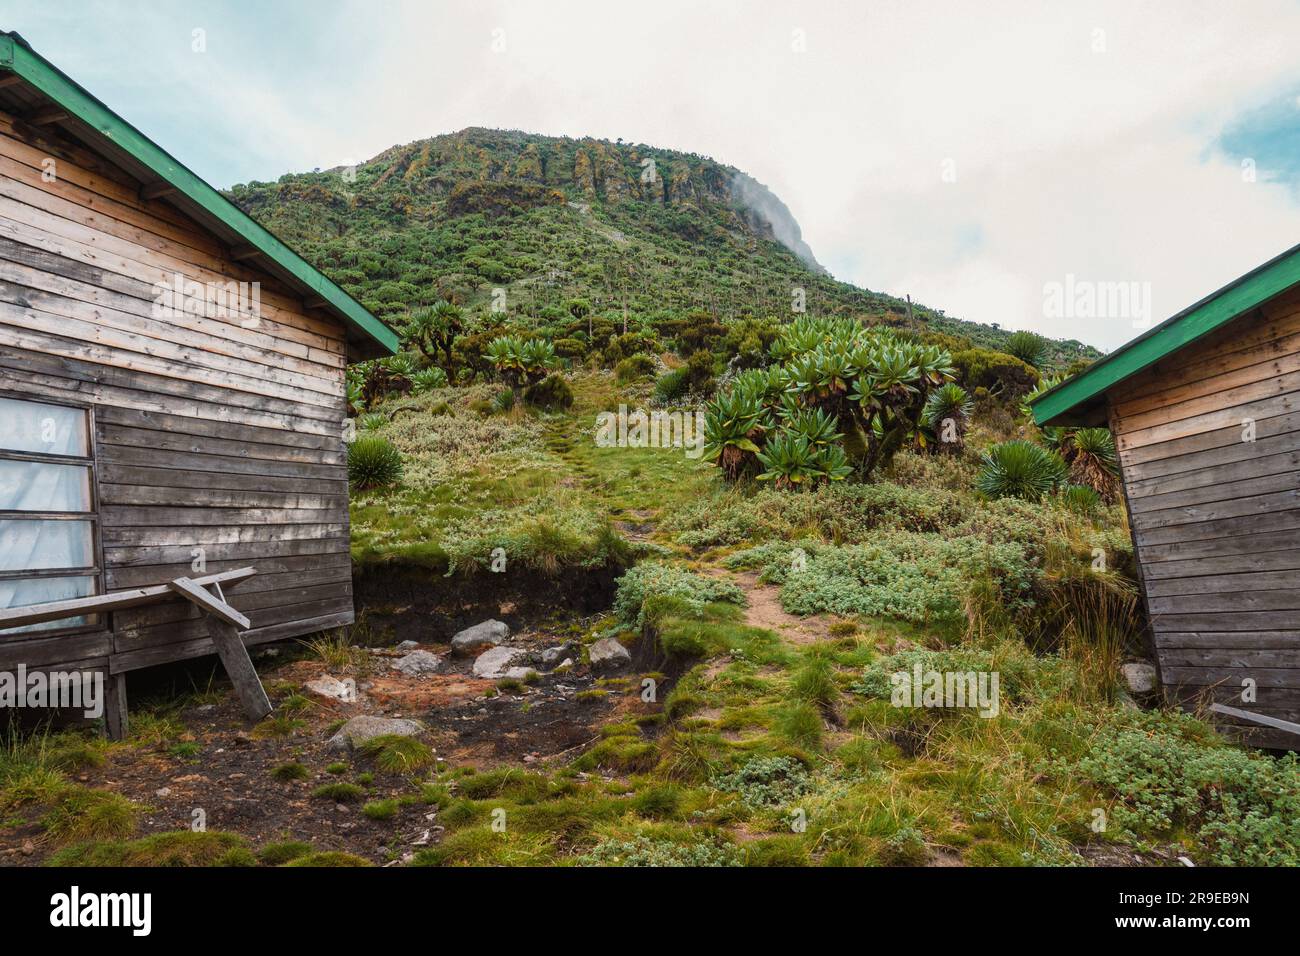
left=0, top=567, right=272, bottom=738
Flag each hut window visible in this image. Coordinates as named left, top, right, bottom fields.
left=0, top=398, right=101, bottom=636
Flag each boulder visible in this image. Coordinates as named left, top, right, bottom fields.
left=540, top=642, right=577, bottom=666
left=396, top=640, right=420, bottom=651
left=472, top=645, right=528, bottom=679
left=589, top=637, right=631, bottom=670
left=306, top=675, right=358, bottom=703
left=326, top=715, right=425, bottom=752
left=392, top=650, right=442, bottom=676
left=451, top=619, right=511, bottom=656
left=1121, top=662, right=1158, bottom=695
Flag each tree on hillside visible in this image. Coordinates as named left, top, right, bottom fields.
left=567, top=298, right=592, bottom=341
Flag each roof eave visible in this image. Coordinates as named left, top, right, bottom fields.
left=1031, top=241, right=1300, bottom=425
left=0, top=32, right=398, bottom=359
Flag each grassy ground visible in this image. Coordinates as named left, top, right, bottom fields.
left=4, top=371, right=1297, bottom=867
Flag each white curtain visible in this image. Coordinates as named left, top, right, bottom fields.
left=0, top=575, right=93, bottom=634
left=0, top=519, right=94, bottom=572
left=0, top=398, right=88, bottom=456
left=0, top=460, right=91, bottom=512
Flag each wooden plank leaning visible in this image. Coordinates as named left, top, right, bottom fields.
left=165, top=576, right=271, bottom=721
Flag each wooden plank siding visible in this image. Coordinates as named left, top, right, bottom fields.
left=1110, top=282, right=1300, bottom=744
left=0, top=108, right=354, bottom=672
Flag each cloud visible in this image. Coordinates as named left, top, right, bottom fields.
left=7, top=0, right=1300, bottom=349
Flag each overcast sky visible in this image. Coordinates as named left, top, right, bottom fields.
left=7, top=0, right=1300, bottom=350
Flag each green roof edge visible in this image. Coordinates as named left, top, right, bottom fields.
left=0, top=32, right=398, bottom=357
left=1031, top=241, right=1300, bottom=425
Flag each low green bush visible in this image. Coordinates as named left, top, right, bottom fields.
left=612, top=561, right=746, bottom=628
left=1067, top=711, right=1300, bottom=866
left=347, top=435, right=403, bottom=490
left=524, top=373, right=574, bottom=410
left=615, top=353, right=657, bottom=383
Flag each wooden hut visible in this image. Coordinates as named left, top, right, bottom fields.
left=0, top=31, right=397, bottom=733
left=1032, top=243, right=1300, bottom=750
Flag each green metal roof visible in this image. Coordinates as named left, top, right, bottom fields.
left=0, top=31, right=397, bottom=360
left=1031, top=241, right=1300, bottom=426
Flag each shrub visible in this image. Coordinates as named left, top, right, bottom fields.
left=615, top=353, right=657, bottom=383
left=523, top=373, right=574, bottom=410
left=951, top=348, right=1039, bottom=400
left=578, top=835, right=743, bottom=867
left=920, top=382, right=973, bottom=451
left=48, top=830, right=247, bottom=867
left=654, top=367, right=690, bottom=402
left=442, top=498, right=632, bottom=576
left=975, top=440, right=1067, bottom=501
left=347, top=435, right=403, bottom=490
left=1004, top=330, right=1045, bottom=367
left=311, top=782, right=365, bottom=802
left=1064, top=428, right=1120, bottom=501
left=1060, top=484, right=1102, bottom=514
left=409, top=366, right=449, bottom=393
left=362, top=799, right=399, bottom=821
left=1068, top=711, right=1300, bottom=865
left=257, top=840, right=313, bottom=865
left=703, top=319, right=956, bottom=483
left=739, top=532, right=1039, bottom=629
left=356, top=735, right=435, bottom=773
left=713, top=756, right=812, bottom=808
left=612, top=561, right=746, bottom=628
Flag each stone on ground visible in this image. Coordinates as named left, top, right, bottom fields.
left=589, top=637, right=631, bottom=669
left=472, top=645, right=528, bottom=678
left=306, top=675, right=358, bottom=703
left=326, top=715, right=425, bottom=752
left=451, top=619, right=511, bottom=656
left=392, top=650, right=442, bottom=675
left=1121, top=662, right=1157, bottom=694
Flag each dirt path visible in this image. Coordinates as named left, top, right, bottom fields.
left=702, top=567, right=838, bottom=645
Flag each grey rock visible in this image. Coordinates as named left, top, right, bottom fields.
left=540, top=642, right=577, bottom=666
left=589, top=637, right=631, bottom=670
left=1121, top=662, right=1158, bottom=694
left=472, top=645, right=528, bottom=678
left=503, top=666, right=538, bottom=681
left=306, top=675, right=358, bottom=702
left=451, top=619, right=511, bottom=656
left=391, top=650, right=442, bottom=676
left=396, top=640, right=420, bottom=650
left=326, top=715, right=425, bottom=752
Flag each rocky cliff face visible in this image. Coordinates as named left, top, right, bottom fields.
left=332, top=127, right=825, bottom=270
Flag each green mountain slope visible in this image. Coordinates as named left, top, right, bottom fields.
left=227, top=126, right=1100, bottom=367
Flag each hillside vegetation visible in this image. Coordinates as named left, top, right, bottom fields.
left=227, top=127, right=1099, bottom=370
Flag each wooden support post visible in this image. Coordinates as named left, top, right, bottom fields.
left=166, top=576, right=270, bottom=721
left=104, top=672, right=128, bottom=741
left=207, top=619, right=272, bottom=721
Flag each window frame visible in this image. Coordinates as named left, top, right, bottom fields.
left=0, top=390, right=106, bottom=639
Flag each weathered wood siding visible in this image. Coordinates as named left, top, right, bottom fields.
left=1110, top=284, right=1300, bottom=747
left=0, top=107, right=353, bottom=674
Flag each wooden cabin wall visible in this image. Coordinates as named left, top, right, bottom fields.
left=0, top=107, right=354, bottom=674
left=1109, top=284, right=1300, bottom=748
